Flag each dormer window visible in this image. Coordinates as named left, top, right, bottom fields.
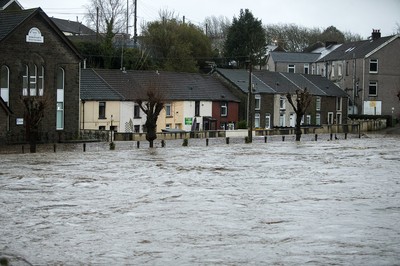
left=369, top=59, right=378, bottom=73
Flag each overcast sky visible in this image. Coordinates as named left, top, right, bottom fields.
left=20, top=0, right=400, bottom=39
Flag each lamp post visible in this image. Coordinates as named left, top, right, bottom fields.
left=392, top=107, right=395, bottom=126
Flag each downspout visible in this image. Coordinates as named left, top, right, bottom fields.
left=362, top=58, right=366, bottom=115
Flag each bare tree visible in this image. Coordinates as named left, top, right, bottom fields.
left=137, top=82, right=165, bottom=148
left=286, top=88, right=312, bottom=141
left=22, top=95, right=49, bottom=153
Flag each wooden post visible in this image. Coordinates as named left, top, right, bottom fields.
left=161, top=140, right=165, bottom=147
left=206, top=138, right=209, bottom=146
left=282, top=136, right=285, bottom=141
left=264, top=136, right=267, bottom=143
left=53, top=144, right=56, bottom=153
left=226, top=137, right=230, bottom=144
left=83, top=143, right=86, bottom=152
left=315, top=134, right=318, bottom=141
left=137, top=141, right=140, bottom=148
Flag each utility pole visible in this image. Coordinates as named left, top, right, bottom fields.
left=248, top=60, right=253, bottom=143
left=134, top=0, right=137, bottom=45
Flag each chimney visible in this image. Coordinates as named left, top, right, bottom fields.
left=371, top=29, right=381, bottom=40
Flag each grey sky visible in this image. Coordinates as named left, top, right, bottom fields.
left=21, top=0, right=400, bottom=39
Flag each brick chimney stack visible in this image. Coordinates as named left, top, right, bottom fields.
left=372, top=29, right=381, bottom=40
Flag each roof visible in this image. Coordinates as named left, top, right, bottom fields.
left=0, top=8, right=35, bottom=41
left=0, top=0, right=21, bottom=10
left=269, top=51, right=321, bottom=63
left=318, top=35, right=398, bottom=61
left=80, top=69, right=240, bottom=102
left=0, top=7, right=83, bottom=59
left=216, top=68, right=347, bottom=97
left=51, top=17, right=96, bottom=35
left=80, top=69, right=125, bottom=101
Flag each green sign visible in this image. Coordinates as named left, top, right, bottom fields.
left=185, top=117, right=193, bottom=125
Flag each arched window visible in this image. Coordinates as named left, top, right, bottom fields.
left=38, top=66, right=44, bottom=96
left=30, top=64, right=37, bottom=96
left=56, top=68, right=65, bottom=130
left=0, top=65, right=9, bottom=104
left=22, top=65, right=28, bottom=96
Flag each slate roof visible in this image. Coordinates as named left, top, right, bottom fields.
left=216, top=68, right=347, bottom=97
left=318, top=35, right=397, bottom=61
left=0, top=8, right=35, bottom=41
left=80, top=69, right=125, bottom=101
left=80, top=69, right=240, bottom=102
left=51, top=17, right=96, bottom=35
left=269, top=51, right=321, bottom=63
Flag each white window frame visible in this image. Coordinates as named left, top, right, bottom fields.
left=280, top=96, right=286, bottom=110
left=336, top=97, right=342, bottom=111
left=265, top=113, right=271, bottom=129
left=23, top=65, right=28, bottom=96
left=316, top=113, right=321, bottom=125
left=328, top=112, right=334, bottom=125
left=255, top=94, right=261, bottom=110
left=288, top=64, right=295, bottom=73
left=221, top=102, right=228, bottom=117
left=165, top=103, right=172, bottom=116
left=30, top=64, right=37, bottom=96
left=369, top=81, right=378, bottom=96
left=38, top=66, right=44, bottom=96
left=56, top=68, right=65, bottom=130
left=304, top=63, right=309, bottom=74
left=369, top=59, right=378, bottom=73
left=279, top=113, right=285, bottom=127
left=254, top=113, right=260, bottom=128
left=0, top=65, right=9, bottom=104
left=316, top=97, right=321, bottom=111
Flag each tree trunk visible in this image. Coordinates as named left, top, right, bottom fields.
left=295, top=116, right=303, bottom=141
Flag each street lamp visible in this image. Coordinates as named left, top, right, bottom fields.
left=392, top=107, right=395, bottom=126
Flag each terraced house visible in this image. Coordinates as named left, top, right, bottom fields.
left=80, top=69, right=240, bottom=133
left=313, top=30, right=400, bottom=117
left=0, top=0, right=82, bottom=143
left=215, top=68, right=348, bottom=129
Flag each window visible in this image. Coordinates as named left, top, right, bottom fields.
left=255, top=94, right=261, bottom=110
left=288, top=64, right=295, bottom=73
left=195, top=101, right=200, bottom=116
left=279, top=96, right=286, bottom=110
left=265, top=113, right=271, bottom=129
left=56, top=68, right=65, bottom=130
left=38, top=66, right=44, bottom=96
left=316, top=113, right=321, bottom=125
left=346, top=61, right=349, bottom=76
left=316, top=97, right=321, bottom=111
left=338, top=64, right=342, bottom=77
left=306, top=115, right=311, bottom=125
left=99, top=102, right=106, bottom=119
left=330, top=63, right=335, bottom=78
left=134, top=104, right=140, bottom=118
left=0, top=65, right=9, bottom=104
left=165, top=124, right=171, bottom=129
left=304, top=64, right=309, bottom=74
left=165, top=103, right=171, bottom=116
left=254, top=113, right=260, bottom=128
left=328, top=112, right=334, bottom=124
left=30, top=65, right=37, bottom=96
left=369, top=81, right=378, bottom=96
left=220, top=102, right=227, bottom=116
left=23, top=65, right=28, bottom=96
left=336, top=113, right=342, bottom=125
left=369, top=59, right=378, bottom=73
left=279, top=113, right=285, bottom=127
left=336, top=97, right=342, bottom=111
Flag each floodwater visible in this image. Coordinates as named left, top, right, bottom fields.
left=1, top=135, right=400, bottom=265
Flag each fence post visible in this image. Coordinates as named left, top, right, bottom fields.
left=137, top=141, right=140, bottom=148
left=226, top=137, right=230, bottom=144
left=53, top=144, right=56, bottom=153
left=161, top=140, right=165, bottom=148
left=264, top=136, right=267, bottom=143
left=330, top=133, right=333, bottom=140
left=315, top=134, right=318, bottom=141
left=206, top=138, right=209, bottom=146
left=282, top=136, right=285, bottom=142
left=83, top=143, right=86, bottom=152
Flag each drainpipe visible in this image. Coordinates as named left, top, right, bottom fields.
left=82, top=100, right=85, bottom=130
left=362, top=58, right=366, bottom=115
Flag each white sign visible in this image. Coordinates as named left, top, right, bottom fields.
left=16, top=118, right=24, bottom=125
left=26, top=27, right=44, bottom=43
left=363, top=101, right=382, bottom=115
